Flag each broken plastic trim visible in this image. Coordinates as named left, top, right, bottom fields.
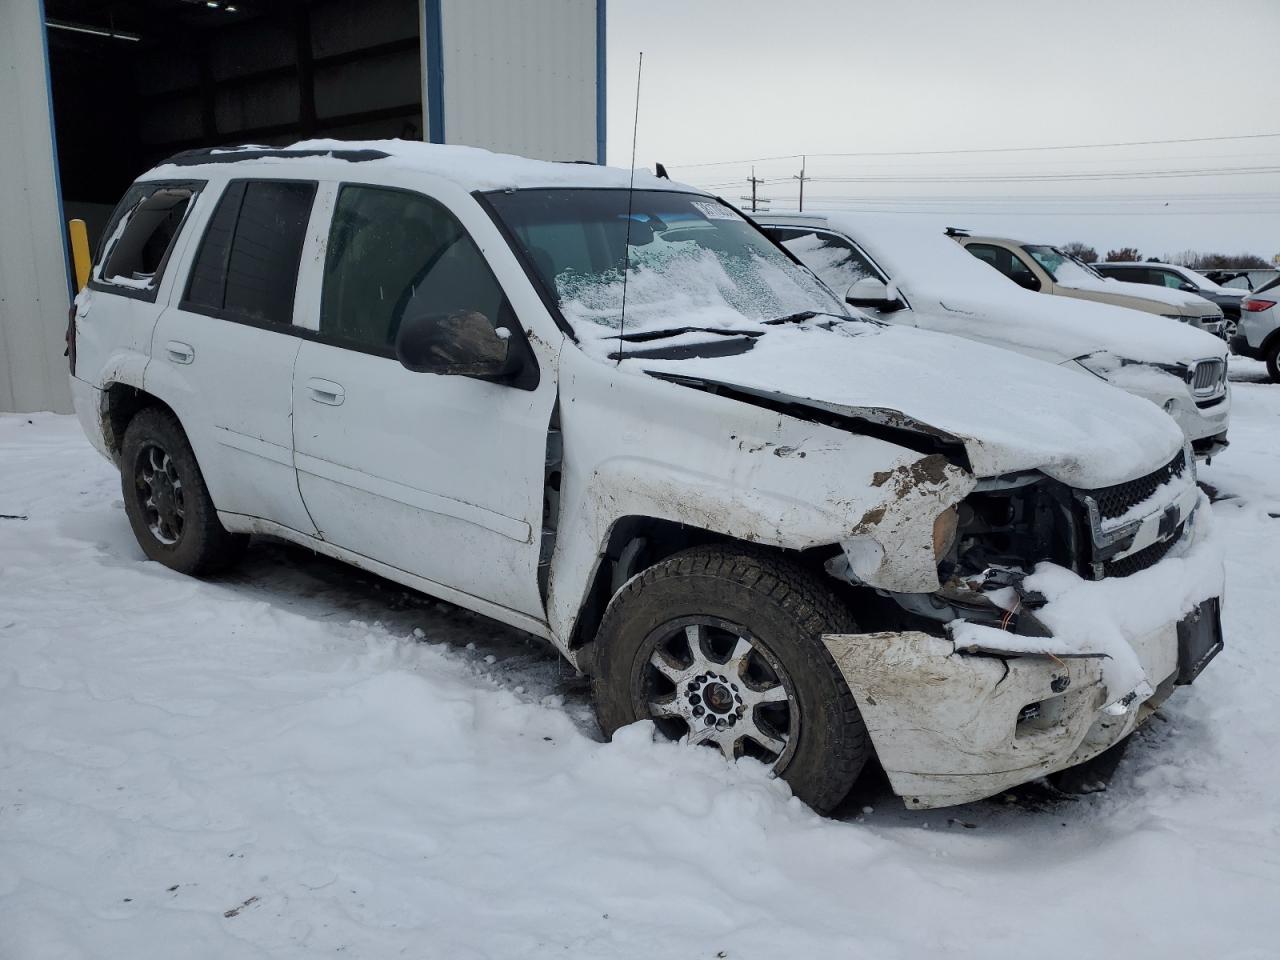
left=646, top=373, right=972, bottom=469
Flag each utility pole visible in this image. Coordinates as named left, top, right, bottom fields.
left=794, top=155, right=808, bottom=212
left=741, top=166, right=770, bottom=213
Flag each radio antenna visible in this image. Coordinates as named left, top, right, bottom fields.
left=616, top=51, right=643, bottom=364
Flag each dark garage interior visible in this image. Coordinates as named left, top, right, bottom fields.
left=45, top=0, right=424, bottom=247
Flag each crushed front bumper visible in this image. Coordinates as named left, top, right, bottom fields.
left=823, top=498, right=1225, bottom=810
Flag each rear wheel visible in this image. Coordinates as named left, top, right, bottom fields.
left=120, top=407, right=247, bottom=575
left=1266, top=339, right=1280, bottom=383
left=592, top=545, right=870, bottom=814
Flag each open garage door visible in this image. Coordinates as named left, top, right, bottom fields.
left=45, top=0, right=425, bottom=251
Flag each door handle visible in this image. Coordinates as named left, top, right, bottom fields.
left=306, top=378, right=345, bottom=405
left=166, top=341, right=194, bottom=364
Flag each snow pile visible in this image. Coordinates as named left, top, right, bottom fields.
left=2, top=406, right=1279, bottom=956
left=795, top=211, right=1228, bottom=366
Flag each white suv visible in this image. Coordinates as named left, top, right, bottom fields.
left=69, top=141, right=1224, bottom=813
left=758, top=212, right=1233, bottom=461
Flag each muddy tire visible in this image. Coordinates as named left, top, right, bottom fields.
left=592, top=545, right=870, bottom=814
left=120, top=407, right=247, bottom=575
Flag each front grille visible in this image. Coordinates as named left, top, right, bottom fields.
left=1104, top=523, right=1183, bottom=577
left=1085, top=449, right=1187, bottom=521
left=1191, top=358, right=1226, bottom=395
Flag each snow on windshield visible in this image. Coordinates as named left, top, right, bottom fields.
left=555, top=245, right=834, bottom=352
left=1025, top=245, right=1099, bottom=285
left=486, top=189, right=844, bottom=358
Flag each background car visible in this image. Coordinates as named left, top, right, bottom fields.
left=954, top=233, right=1227, bottom=336
left=758, top=211, right=1233, bottom=459
left=1093, top=261, right=1245, bottom=325
left=1231, top=276, right=1280, bottom=381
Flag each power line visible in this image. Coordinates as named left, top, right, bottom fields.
left=804, top=165, right=1280, bottom=184
left=667, top=131, right=1280, bottom=169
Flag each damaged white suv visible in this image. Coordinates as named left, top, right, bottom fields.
left=69, top=142, right=1224, bottom=813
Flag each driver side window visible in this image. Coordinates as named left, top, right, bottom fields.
left=320, top=185, right=508, bottom=358
left=769, top=228, right=878, bottom=293
left=966, top=243, right=1041, bottom=291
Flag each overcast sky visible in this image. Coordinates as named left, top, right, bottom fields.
left=606, top=0, right=1280, bottom=261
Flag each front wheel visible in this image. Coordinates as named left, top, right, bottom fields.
left=592, top=546, right=870, bottom=814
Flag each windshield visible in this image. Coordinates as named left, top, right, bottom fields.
left=1024, top=244, right=1101, bottom=284
left=485, top=189, right=845, bottom=353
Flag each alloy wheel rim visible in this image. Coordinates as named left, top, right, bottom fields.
left=636, top=616, right=799, bottom=771
left=136, top=443, right=185, bottom=545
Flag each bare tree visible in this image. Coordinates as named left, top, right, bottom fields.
left=1105, top=247, right=1142, bottom=262
left=1061, top=241, right=1098, bottom=263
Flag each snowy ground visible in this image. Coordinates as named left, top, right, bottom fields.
left=2, top=368, right=1278, bottom=959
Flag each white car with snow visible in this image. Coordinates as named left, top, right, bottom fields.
left=955, top=233, right=1228, bottom=336
left=758, top=212, right=1233, bottom=461
left=1226, top=276, right=1280, bottom=381
left=68, top=142, right=1223, bottom=813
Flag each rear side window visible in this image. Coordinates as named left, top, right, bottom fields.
left=94, top=182, right=203, bottom=300
left=182, top=179, right=317, bottom=326
left=319, top=184, right=509, bottom=355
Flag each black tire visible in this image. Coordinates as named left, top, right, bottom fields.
left=1266, top=339, right=1280, bottom=383
left=592, top=545, right=870, bottom=814
left=120, top=407, right=247, bottom=575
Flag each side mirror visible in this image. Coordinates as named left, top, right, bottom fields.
left=846, top=276, right=904, bottom=313
left=395, top=310, right=522, bottom=381
left=1012, top=273, right=1041, bottom=292
left=1178, top=282, right=1199, bottom=294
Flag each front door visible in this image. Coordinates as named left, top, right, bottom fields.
left=291, top=183, right=555, bottom=619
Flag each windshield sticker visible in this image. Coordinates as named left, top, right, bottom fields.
left=691, top=200, right=737, bottom=221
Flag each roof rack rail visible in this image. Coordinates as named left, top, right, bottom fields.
left=161, top=146, right=390, bottom=167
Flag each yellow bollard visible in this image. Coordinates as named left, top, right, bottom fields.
left=68, top=219, right=92, bottom=292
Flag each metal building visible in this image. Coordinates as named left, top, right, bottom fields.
left=0, top=0, right=606, bottom=414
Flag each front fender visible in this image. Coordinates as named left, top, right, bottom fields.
left=545, top=349, right=975, bottom=650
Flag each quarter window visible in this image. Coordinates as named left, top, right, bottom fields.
left=183, top=179, right=316, bottom=326
left=319, top=185, right=510, bottom=355
left=96, top=183, right=200, bottom=298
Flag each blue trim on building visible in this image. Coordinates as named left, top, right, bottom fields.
left=595, top=0, right=607, bottom=164
left=424, top=0, right=446, bottom=143
left=38, top=0, right=72, bottom=299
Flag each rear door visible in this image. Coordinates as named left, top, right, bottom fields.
left=73, top=180, right=204, bottom=391
left=291, top=181, right=555, bottom=619
left=147, top=177, right=319, bottom=535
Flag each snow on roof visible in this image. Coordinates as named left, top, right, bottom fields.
left=147, top=138, right=701, bottom=194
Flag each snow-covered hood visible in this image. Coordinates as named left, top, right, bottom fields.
left=1055, top=274, right=1213, bottom=312
left=911, top=284, right=1228, bottom=367
left=630, top=320, right=1184, bottom=489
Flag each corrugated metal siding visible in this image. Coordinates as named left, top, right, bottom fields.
left=438, top=0, right=598, bottom=162
left=0, top=0, right=72, bottom=414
